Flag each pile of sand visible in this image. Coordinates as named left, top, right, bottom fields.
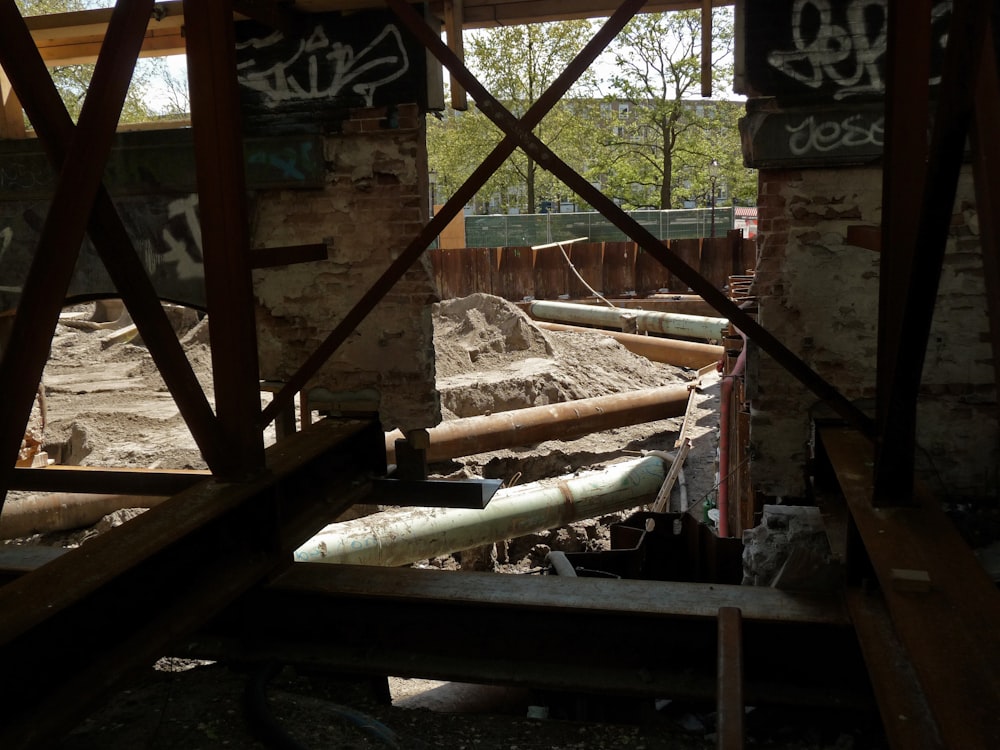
left=433, top=293, right=689, bottom=418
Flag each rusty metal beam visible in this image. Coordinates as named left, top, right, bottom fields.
left=822, top=426, right=1000, bottom=749
left=0, top=417, right=383, bottom=749
left=0, top=0, right=153, bottom=509
left=716, top=606, right=744, bottom=750
left=0, top=1, right=228, bottom=478
left=970, top=25, right=1000, bottom=417
left=9, top=465, right=208, bottom=496
left=390, top=0, right=874, bottom=438
left=873, top=0, right=992, bottom=503
left=183, top=0, right=266, bottom=478
left=261, top=0, right=650, bottom=426
left=873, top=0, right=931, bottom=504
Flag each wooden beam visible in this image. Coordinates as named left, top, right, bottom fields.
left=0, top=68, right=26, bottom=139
left=9, top=465, right=209, bottom=496
left=444, top=0, right=467, bottom=111
left=822, top=426, right=1000, bottom=750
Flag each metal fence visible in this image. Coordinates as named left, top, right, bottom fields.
left=462, top=207, right=735, bottom=248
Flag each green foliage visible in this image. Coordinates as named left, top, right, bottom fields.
left=427, top=20, right=600, bottom=214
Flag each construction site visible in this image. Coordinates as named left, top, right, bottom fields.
left=1, top=1, right=999, bottom=749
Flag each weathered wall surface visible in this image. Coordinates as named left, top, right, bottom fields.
left=742, top=0, right=998, bottom=501
left=252, top=104, right=440, bottom=432
left=751, top=167, right=997, bottom=500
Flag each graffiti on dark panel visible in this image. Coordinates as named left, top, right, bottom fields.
left=0, top=195, right=207, bottom=313
left=746, top=0, right=952, bottom=102
left=235, top=10, right=425, bottom=131
left=740, top=103, right=887, bottom=167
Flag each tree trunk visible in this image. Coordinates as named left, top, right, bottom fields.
left=660, top=148, right=672, bottom=209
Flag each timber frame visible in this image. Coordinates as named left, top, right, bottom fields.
left=0, top=1, right=999, bottom=748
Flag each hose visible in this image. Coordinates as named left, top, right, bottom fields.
left=243, top=662, right=403, bottom=749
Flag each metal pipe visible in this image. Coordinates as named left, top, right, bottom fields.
left=386, top=385, right=690, bottom=464
left=0, top=493, right=167, bottom=540
left=528, top=300, right=728, bottom=341
left=535, top=321, right=724, bottom=369
left=295, top=456, right=667, bottom=567
left=718, top=331, right=747, bottom=538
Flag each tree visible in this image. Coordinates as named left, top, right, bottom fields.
left=593, top=8, right=754, bottom=209
left=14, top=0, right=189, bottom=125
left=427, top=20, right=600, bottom=215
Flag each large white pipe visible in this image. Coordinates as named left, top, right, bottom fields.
left=295, top=456, right=667, bottom=567
left=529, top=300, right=728, bottom=340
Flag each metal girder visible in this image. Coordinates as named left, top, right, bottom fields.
left=822, top=426, right=1000, bottom=750
left=873, top=0, right=931, bottom=504
left=183, top=0, right=266, bottom=479
left=0, top=3, right=228, bottom=487
left=261, top=0, right=650, bottom=425
left=0, top=0, right=155, bottom=510
left=873, top=0, right=993, bottom=503
left=387, top=0, right=874, bottom=438
left=970, top=25, right=1000, bottom=415
left=0, top=417, right=383, bottom=749
left=185, top=563, right=870, bottom=712
left=8, top=465, right=208, bottom=496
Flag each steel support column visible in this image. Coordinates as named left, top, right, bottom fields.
left=873, top=0, right=931, bottom=504
left=873, top=0, right=992, bottom=502
left=0, top=0, right=153, bottom=509
left=183, top=0, right=266, bottom=479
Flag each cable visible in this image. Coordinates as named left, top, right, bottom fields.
left=243, top=662, right=404, bottom=750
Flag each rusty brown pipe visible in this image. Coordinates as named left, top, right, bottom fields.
left=535, top=321, right=724, bottom=369
left=386, top=384, right=690, bottom=464
left=0, top=493, right=167, bottom=539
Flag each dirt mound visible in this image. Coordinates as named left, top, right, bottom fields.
left=433, top=294, right=688, bottom=418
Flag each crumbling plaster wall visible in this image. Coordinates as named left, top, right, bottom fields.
left=250, top=104, right=440, bottom=432
left=751, top=166, right=998, bottom=500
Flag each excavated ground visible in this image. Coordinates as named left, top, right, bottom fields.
left=3, top=295, right=884, bottom=749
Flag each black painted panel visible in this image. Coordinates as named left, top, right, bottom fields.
left=744, top=0, right=952, bottom=104
left=235, top=9, right=427, bottom=133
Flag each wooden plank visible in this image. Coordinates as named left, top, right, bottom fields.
left=249, top=243, right=328, bottom=269
left=699, top=235, right=731, bottom=290
left=822, top=426, right=1000, bottom=749
left=494, top=246, right=534, bottom=301
left=845, top=588, right=944, bottom=750
left=444, top=0, right=467, bottom=110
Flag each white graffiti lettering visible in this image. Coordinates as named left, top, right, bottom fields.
left=161, top=194, right=203, bottom=281
left=236, top=24, right=409, bottom=107
left=767, top=0, right=950, bottom=100
left=785, top=114, right=884, bottom=155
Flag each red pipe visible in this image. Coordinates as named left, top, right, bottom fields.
left=717, top=331, right=747, bottom=538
